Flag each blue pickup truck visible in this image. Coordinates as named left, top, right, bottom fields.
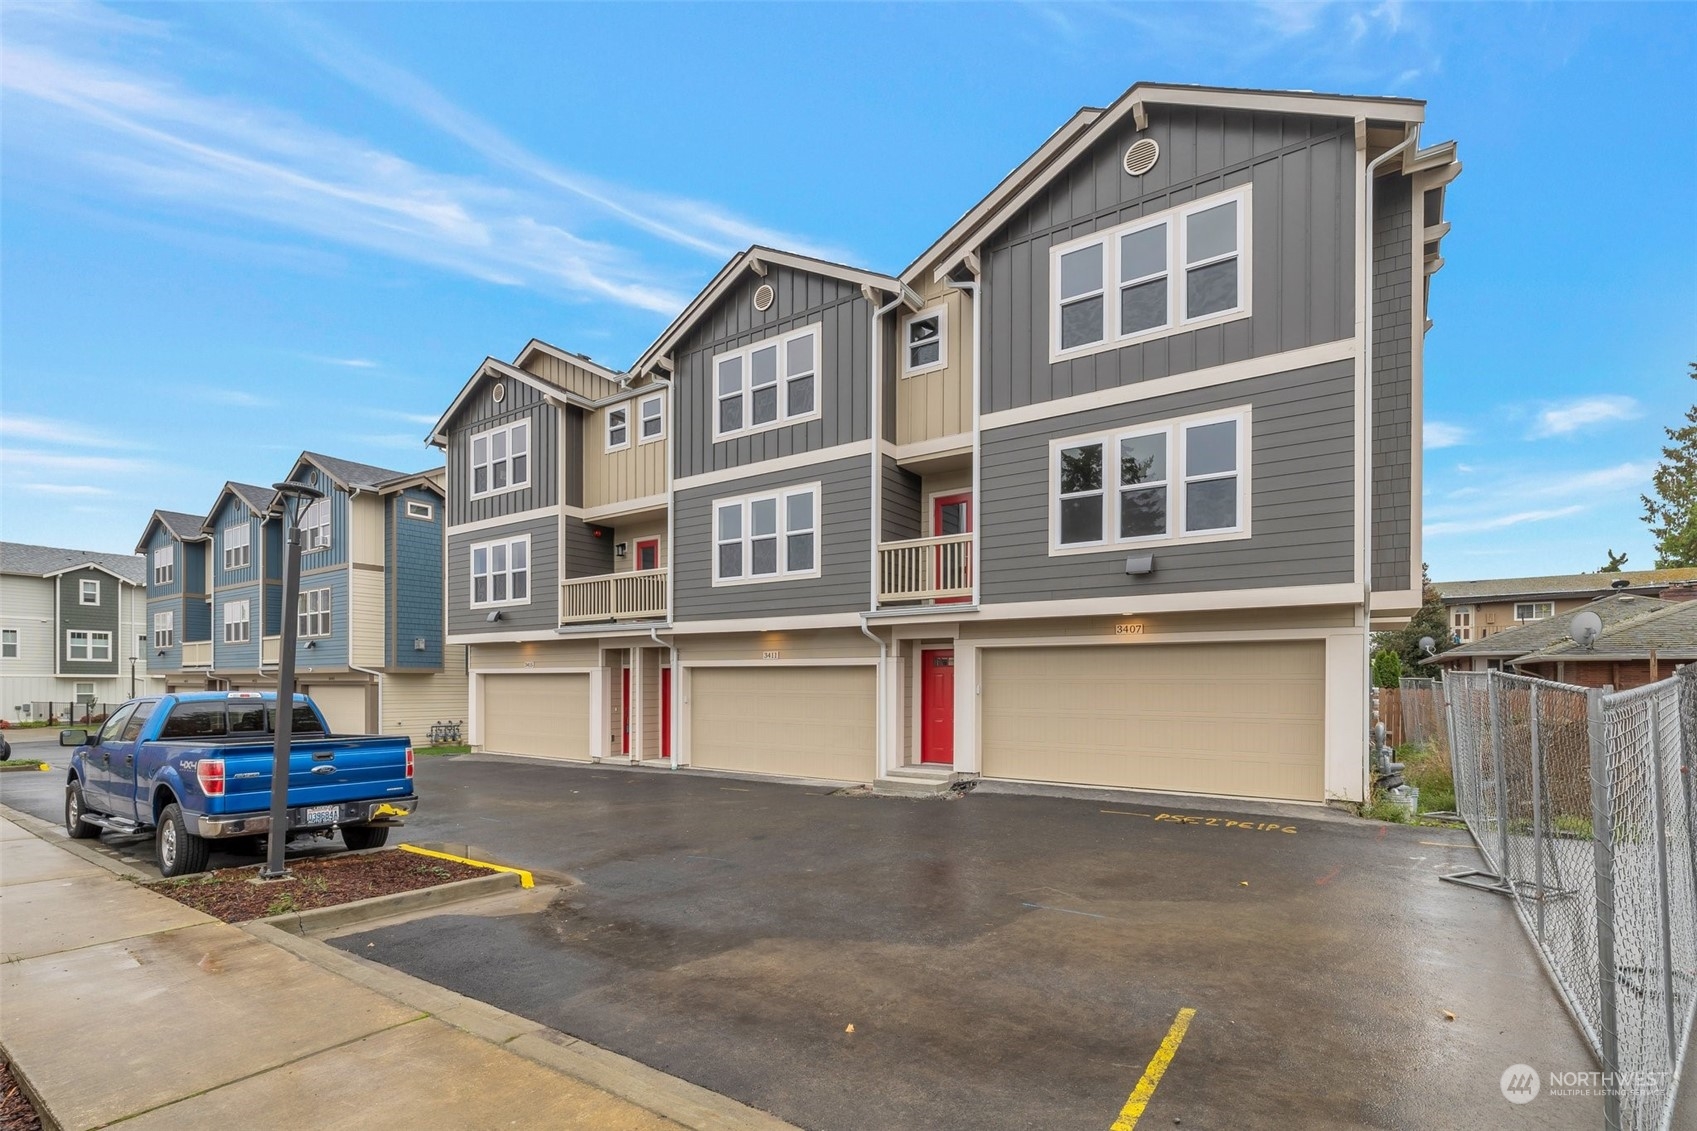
left=61, top=691, right=418, bottom=877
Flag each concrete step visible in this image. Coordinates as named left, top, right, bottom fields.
left=872, top=775, right=956, bottom=797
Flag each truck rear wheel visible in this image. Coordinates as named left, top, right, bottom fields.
left=65, top=782, right=100, bottom=839
left=157, top=803, right=211, bottom=877
left=341, top=825, right=389, bottom=851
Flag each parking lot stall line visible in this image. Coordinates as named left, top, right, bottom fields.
left=1109, top=1006, right=1196, bottom=1131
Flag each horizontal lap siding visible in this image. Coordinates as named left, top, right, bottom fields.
left=979, top=361, right=1355, bottom=603
left=982, top=108, right=1354, bottom=414
left=57, top=568, right=121, bottom=676
left=1372, top=177, right=1414, bottom=591
left=444, top=378, right=559, bottom=526
left=446, top=514, right=560, bottom=636
left=881, top=456, right=923, bottom=542
left=293, top=566, right=350, bottom=668
left=674, top=456, right=871, bottom=620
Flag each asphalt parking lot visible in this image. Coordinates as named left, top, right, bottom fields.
left=2, top=747, right=1603, bottom=1129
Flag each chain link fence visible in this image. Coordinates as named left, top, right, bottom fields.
left=1446, top=668, right=1697, bottom=1131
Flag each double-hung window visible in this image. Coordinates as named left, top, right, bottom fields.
left=67, top=630, right=111, bottom=661
left=301, top=498, right=331, bottom=552
left=222, top=600, right=250, bottom=644
left=639, top=394, right=664, bottom=442
left=470, top=420, right=530, bottom=498
left=606, top=406, right=630, bottom=451
left=1051, top=409, right=1249, bottom=552
left=1, top=629, right=17, bottom=658
left=153, top=611, right=175, bottom=649
left=223, top=524, right=251, bottom=571
left=1514, top=602, right=1554, bottom=622
left=470, top=536, right=529, bottom=607
left=153, top=545, right=175, bottom=585
left=713, top=485, right=819, bottom=585
left=1050, top=185, right=1251, bottom=361
left=712, top=325, right=820, bottom=440
left=299, top=588, right=333, bottom=637
left=903, top=307, right=947, bottom=376
left=79, top=578, right=100, bottom=605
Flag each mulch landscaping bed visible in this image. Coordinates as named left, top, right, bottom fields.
left=149, top=849, right=496, bottom=923
left=1, top=1057, right=42, bottom=1131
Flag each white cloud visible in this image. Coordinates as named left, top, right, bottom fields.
left=193, top=388, right=277, bottom=409
left=0, top=449, right=151, bottom=475
left=0, top=414, right=142, bottom=448
left=1528, top=395, right=1640, bottom=438
left=1423, top=421, right=1468, bottom=449
left=308, top=355, right=379, bottom=369
left=1426, top=505, right=1587, bottom=537
left=18, top=483, right=114, bottom=496
left=365, top=409, right=439, bottom=427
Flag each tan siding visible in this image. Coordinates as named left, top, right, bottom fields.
left=959, top=606, right=1357, bottom=643
left=520, top=351, right=623, bottom=401
left=380, top=645, right=470, bottom=739
left=585, top=389, right=669, bottom=509
left=612, top=519, right=666, bottom=574
left=680, top=629, right=878, bottom=663
left=469, top=639, right=601, bottom=671
left=305, top=682, right=372, bottom=734
left=895, top=277, right=972, bottom=445
left=351, top=494, right=386, bottom=567
left=640, top=649, right=663, bottom=759
left=689, top=666, right=874, bottom=782
left=350, top=568, right=386, bottom=667
left=1471, top=597, right=1593, bottom=641
left=482, top=673, right=590, bottom=760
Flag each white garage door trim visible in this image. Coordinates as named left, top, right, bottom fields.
left=685, top=664, right=876, bottom=784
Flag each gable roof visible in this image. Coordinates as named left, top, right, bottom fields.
left=511, top=339, right=626, bottom=386
left=294, top=451, right=433, bottom=493
left=1434, top=568, right=1697, bottom=604
left=1517, top=598, right=1697, bottom=665
left=201, top=482, right=276, bottom=531
left=1436, top=593, right=1680, bottom=662
left=632, top=246, right=903, bottom=376
left=0, top=541, right=146, bottom=585
left=134, top=509, right=209, bottom=553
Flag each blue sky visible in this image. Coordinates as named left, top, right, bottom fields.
left=1, top=1, right=1692, bottom=580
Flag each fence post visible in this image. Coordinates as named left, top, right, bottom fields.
left=1646, top=696, right=1679, bottom=1058
left=1587, top=686, right=1622, bottom=1131
left=1530, top=685, right=1545, bottom=943
left=1488, top=672, right=1511, bottom=879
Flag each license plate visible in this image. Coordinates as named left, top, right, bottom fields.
left=303, top=805, right=339, bottom=826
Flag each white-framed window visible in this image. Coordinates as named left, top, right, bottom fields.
left=153, top=610, right=175, bottom=649
left=299, top=587, right=333, bottom=637
left=79, top=578, right=100, bottom=605
left=75, top=682, right=95, bottom=704
left=713, top=324, right=821, bottom=440
left=470, top=536, right=530, bottom=607
left=903, top=306, right=947, bottom=376
left=1049, top=184, right=1251, bottom=362
left=404, top=500, right=434, bottom=520
left=1050, top=408, right=1250, bottom=553
left=639, top=394, right=665, bottom=443
left=606, top=405, right=630, bottom=452
left=223, top=600, right=250, bottom=644
left=67, top=630, right=112, bottom=662
left=1514, top=602, right=1554, bottom=622
left=301, top=498, right=332, bottom=552
left=153, top=544, right=175, bottom=585
left=223, top=523, right=251, bottom=571
left=2, top=628, right=18, bottom=658
left=712, top=484, right=820, bottom=586
left=470, top=419, right=530, bottom=498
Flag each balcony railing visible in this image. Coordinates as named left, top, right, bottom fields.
left=182, top=640, right=213, bottom=668
left=561, top=568, right=668, bottom=624
left=261, top=635, right=281, bottom=666
left=878, top=533, right=973, bottom=603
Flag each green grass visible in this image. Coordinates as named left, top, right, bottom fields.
left=1398, top=742, right=1457, bottom=816
left=414, top=744, right=470, bottom=756
left=0, top=760, right=49, bottom=772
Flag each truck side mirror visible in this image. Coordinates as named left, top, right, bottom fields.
left=60, top=729, right=89, bottom=747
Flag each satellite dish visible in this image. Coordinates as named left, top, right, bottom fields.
left=1570, top=610, right=1603, bottom=650
left=1418, top=636, right=1437, bottom=656
left=1610, top=577, right=1631, bottom=589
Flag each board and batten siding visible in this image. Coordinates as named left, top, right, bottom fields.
left=210, top=498, right=265, bottom=589
left=143, top=525, right=181, bottom=599
left=1371, top=175, right=1414, bottom=592
left=446, top=513, right=560, bottom=637
left=893, top=275, right=973, bottom=444
left=57, top=568, right=122, bottom=676
left=443, top=376, right=559, bottom=526
left=520, top=349, right=621, bottom=402
left=981, top=107, right=1356, bottom=414
left=288, top=465, right=350, bottom=569
left=978, top=359, right=1356, bottom=603
left=584, top=389, right=669, bottom=508
left=673, top=264, right=873, bottom=480
left=673, top=455, right=872, bottom=621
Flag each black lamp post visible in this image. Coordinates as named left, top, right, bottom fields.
left=260, top=480, right=325, bottom=881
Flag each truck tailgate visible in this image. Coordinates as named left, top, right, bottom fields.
left=211, top=738, right=412, bottom=814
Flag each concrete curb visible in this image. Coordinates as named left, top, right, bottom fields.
left=254, top=871, right=521, bottom=936
left=0, top=802, right=153, bottom=881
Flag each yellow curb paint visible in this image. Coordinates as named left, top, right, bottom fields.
left=1110, top=1007, right=1196, bottom=1131
left=39, top=764, right=52, bottom=772
left=399, top=843, right=534, bottom=889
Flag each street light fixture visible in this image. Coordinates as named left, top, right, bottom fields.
left=259, top=480, right=325, bottom=881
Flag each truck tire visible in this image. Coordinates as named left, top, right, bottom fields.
left=341, top=825, right=389, bottom=851
left=65, top=782, right=100, bottom=839
left=157, top=803, right=211, bottom=877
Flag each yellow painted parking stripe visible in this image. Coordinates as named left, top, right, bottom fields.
left=1110, top=1007, right=1196, bottom=1131
left=399, top=843, right=534, bottom=888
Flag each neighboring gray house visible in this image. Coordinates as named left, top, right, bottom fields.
left=429, top=82, right=1460, bottom=806
left=0, top=542, right=159, bottom=721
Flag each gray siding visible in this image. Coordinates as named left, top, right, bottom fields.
left=673, top=265, right=872, bottom=480
left=880, top=456, right=923, bottom=542
left=1371, top=176, right=1413, bottom=591
left=563, top=406, right=585, bottom=509
left=979, top=360, right=1356, bottom=603
left=563, top=518, right=615, bottom=580
left=981, top=107, right=1355, bottom=414
left=674, top=456, right=872, bottom=620
left=446, top=514, right=559, bottom=636
left=58, top=567, right=121, bottom=676
left=443, top=376, right=559, bottom=526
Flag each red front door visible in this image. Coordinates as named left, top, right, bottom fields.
left=635, top=538, right=660, bottom=572
left=932, top=493, right=972, bottom=604
left=920, top=649, right=955, bottom=765
left=660, top=666, right=671, bottom=759
left=620, top=666, right=632, bottom=755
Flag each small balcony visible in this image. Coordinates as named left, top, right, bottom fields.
left=877, top=533, right=973, bottom=603
left=182, top=640, right=212, bottom=668
left=561, top=568, right=668, bottom=625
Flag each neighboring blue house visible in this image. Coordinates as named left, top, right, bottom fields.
left=138, top=453, right=463, bottom=738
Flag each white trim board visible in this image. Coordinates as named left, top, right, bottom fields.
left=674, top=440, right=871, bottom=493
left=669, top=612, right=868, bottom=634
left=973, top=583, right=1363, bottom=621
left=447, top=506, right=565, bottom=537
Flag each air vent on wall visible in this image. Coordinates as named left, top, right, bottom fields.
left=753, top=283, right=775, bottom=311
left=492, top=382, right=506, bottom=403
left=1123, top=138, right=1160, bottom=177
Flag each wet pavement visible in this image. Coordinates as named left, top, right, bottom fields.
left=4, top=752, right=1604, bottom=1129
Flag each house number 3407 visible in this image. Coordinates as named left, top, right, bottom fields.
left=1115, top=623, right=1146, bottom=636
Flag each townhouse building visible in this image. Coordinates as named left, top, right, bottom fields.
left=137, top=453, right=465, bottom=737
left=1, top=543, right=159, bottom=720
left=432, top=82, right=1460, bottom=805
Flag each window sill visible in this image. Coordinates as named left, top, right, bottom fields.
left=709, top=571, right=823, bottom=588
left=1048, top=528, right=1251, bottom=557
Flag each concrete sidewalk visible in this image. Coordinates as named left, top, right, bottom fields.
left=0, top=813, right=793, bottom=1131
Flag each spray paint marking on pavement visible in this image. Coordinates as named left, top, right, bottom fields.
left=1110, top=1007, right=1197, bottom=1130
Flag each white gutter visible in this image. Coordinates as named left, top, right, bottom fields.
left=944, top=275, right=981, bottom=606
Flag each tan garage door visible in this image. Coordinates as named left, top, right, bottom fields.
left=305, top=684, right=370, bottom=734
left=482, top=673, right=590, bottom=761
left=981, top=642, right=1325, bottom=802
left=690, top=666, right=875, bottom=783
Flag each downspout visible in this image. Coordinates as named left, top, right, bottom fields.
left=1362, top=127, right=1417, bottom=798
left=864, top=289, right=907, bottom=782
left=859, top=617, right=889, bottom=780
left=943, top=274, right=980, bottom=606
left=648, top=625, right=676, bottom=768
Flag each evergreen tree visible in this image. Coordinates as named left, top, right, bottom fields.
left=1642, top=362, right=1697, bottom=568
left=1599, top=549, right=1628, bottom=573
left=1372, top=564, right=1453, bottom=677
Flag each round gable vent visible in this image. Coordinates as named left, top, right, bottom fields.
left=753, top=283, right=775, bottom=312
left=1123, top=138, right=1160, bottom=177
left=492, top=382, right=506, bottom=403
